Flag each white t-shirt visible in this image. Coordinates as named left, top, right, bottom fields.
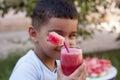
left=9, top=50, right=60, bottom=80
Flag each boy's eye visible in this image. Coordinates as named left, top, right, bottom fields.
left=69, top=33, right=77, bottom=39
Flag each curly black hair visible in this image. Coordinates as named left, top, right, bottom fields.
left=32, top=0, right=78, bottom=29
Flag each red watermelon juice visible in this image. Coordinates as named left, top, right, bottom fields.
left=61, top=47, right=83, bottom=76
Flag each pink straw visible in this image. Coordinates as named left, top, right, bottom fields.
left=64, top=42, right=70, bottom=53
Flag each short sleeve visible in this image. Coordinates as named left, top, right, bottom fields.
left=9, top=62, right=39, bottom=80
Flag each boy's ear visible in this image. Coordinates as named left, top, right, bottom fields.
left=29, top=26, right=38, bottom=42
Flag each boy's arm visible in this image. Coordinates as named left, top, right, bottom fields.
left=57, top=63, right=86, bottom=80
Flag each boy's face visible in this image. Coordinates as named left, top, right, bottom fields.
left=29, top=18, right=78, bottom=60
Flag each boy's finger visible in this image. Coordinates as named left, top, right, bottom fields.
left=78, top=68, right=86, bottom=80
left=57, top=65, right=63, bottom=77
left=70, top=63, right=86, bottom=77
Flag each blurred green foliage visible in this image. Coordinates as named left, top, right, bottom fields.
left=0, top=0, right=38, bottom=17
left=0, top=0, right=104, bottom=20
left=0, top=0, right=120, bottom=40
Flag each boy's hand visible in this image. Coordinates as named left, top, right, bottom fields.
left=57, top=63, right=86, bottom=80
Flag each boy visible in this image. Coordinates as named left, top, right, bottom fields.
left=9, top=0, right=86, bottom=80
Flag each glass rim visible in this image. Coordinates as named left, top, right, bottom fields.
left=61, top=46, right=81, bottom=49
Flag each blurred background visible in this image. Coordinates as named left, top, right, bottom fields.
left=0, top=0, right=120, bottom=80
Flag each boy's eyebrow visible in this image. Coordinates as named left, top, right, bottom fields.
left=48, top=30, right=77, bottom=35
left=48, top=30, right=64, bottom=33
left=71, top=32, right=77, bottom=34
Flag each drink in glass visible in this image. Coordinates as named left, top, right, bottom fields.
left=60, top=47, right=83, bottom=76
